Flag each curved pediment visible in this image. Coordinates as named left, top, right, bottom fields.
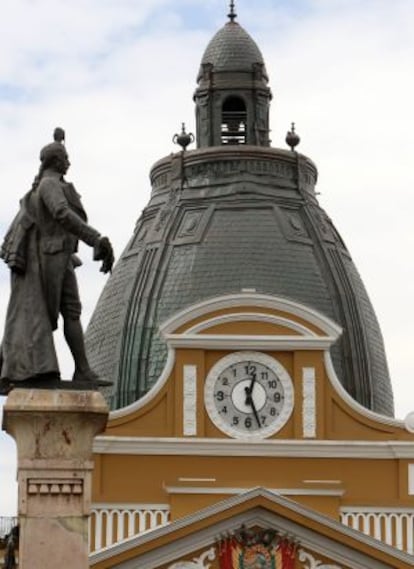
left=103, top=293, right=406, bottom=440
left=160, top=293, right=343, bottom=339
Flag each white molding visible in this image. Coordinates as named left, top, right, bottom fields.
left=324, top=352, right=405, bottom=429
left=408, top=464, right=414, bottom=496
left=341, top=506, right=414, bottom=514
left=164, top=486, right=344, bottom=497
left=303, top=480, right=342, bottom=484
left=109, top=348, right=175, bottom=420
left=178, top=478, right=216, bottom=483
left=183, top=365, right=197, bottom=436
left=92, top=503, right=169, bottom=510
left=185, top=312, right=316, bottom=336
left=165, top=334, right=337, bottom=350
left=93, top=436, right=414, bottom=459
left=159, top=293, right=342, bottom=338
left=302, top=367, right=316, bottom=438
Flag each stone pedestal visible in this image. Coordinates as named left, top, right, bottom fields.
left=2, top=389, right=109, bottom=569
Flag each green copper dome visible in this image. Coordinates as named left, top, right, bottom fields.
left=85, top=16, right=394, bottom=417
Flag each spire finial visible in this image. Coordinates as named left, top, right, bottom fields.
left=228, top=0, right=237, bottom=22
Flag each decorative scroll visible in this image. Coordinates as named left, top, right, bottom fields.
left=298, top=549, right=342, bottom=569
left=168, top=547, right=216, bottom=568
left=217, top=526, right=297, bottom=569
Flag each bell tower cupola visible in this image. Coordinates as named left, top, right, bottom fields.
left=194, top=2, right=272, bottom=148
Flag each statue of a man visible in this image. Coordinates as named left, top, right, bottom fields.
left=0, top=129, right=114, bottom=389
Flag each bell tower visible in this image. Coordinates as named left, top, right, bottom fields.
left=194, top=3, right=272, bottom=147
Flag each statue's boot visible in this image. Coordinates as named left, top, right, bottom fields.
left=72, top=368, right=112, bottom=387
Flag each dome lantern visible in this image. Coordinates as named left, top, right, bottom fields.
left=194, top=8, right=272, bottom=148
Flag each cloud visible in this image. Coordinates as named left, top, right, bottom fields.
left=0, top=0, right=413, bottom=516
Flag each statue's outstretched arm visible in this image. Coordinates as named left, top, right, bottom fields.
left=40, top=179, right=100, bottom=246
left=40, top=179, right=114, bottom=273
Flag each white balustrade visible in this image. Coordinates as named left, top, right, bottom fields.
left=341, top=508, right=414, bottom=554
left=89, top=506, right=414, bottom=555
left=89, top=504, right=170, bottom=552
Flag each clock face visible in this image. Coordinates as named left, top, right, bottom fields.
left=204, top=352, right=294, bottom=439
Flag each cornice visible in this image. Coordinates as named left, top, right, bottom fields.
left=150, top=146, right=318, bottom=186
left=92, top=502, right=169, bottom=510
left=93, top=436, right=414, bottom=459
left=164, top=486, right=344, bottom=497
left=164, top=334, right=336, bottom=350
left=341, top=506, right=414, bottom=513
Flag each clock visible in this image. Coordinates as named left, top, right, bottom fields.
left=204, top=352, right=294, bottom=439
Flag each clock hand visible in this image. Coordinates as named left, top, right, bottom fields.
left=250, top=398, right=261, bottom=428
left=248, top=372, right=257, bottom=395
left=244, top=373, right=257, bottom=404
left=244, top=386, right=261, bottom=428
left=244, top=385, right=252, bottom=405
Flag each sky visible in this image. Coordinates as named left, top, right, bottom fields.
left=0, top=0, right=414, bottom=516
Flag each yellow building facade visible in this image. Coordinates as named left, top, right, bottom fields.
left=89, top=293, right=414, bottom=567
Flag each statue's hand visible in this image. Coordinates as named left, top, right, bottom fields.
left=93, top=236, right=114, bottom=274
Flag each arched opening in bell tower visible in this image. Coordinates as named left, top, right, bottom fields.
left=221, top=96, right=247, bottom=145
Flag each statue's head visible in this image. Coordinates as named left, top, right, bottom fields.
left=39, top=127, right=70, bottom=174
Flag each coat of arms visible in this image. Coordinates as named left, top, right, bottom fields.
left=217, top=526, right=297, bottom=569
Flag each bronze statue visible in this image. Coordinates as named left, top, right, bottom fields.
left=0, top=129, right=114, bottom=391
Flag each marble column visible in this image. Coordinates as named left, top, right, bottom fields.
left=2, top=388, right=108, bottom=569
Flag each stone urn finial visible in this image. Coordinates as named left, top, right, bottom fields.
left=173, top=123, right=195, bottom=151
left=286, top=122, right=300, bottom=151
